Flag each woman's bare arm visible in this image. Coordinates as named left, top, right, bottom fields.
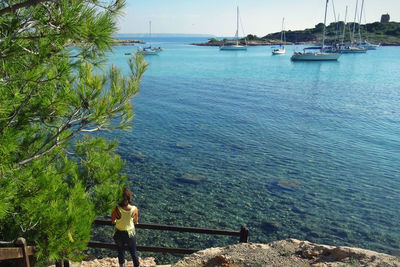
left=132, top=207, right=139, bottom=224
left=111, top=207, right=121, bottom=224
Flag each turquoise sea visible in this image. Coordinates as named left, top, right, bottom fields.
left=97, top=37, right=400, bottom=261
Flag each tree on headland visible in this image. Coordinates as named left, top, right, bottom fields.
left=0, top=0, right=147, bottom=264
left=245, top=34, right=259, bottom=41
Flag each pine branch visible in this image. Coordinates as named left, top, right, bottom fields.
left=0, top=0, right=52, bottom=16
left=17, top=123, right=79, bottom=165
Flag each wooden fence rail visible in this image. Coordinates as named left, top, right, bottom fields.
left=0, top=238, right=35, bottom=267
left=1, top=220, right=249, bottom=266
left=91, top=219, right=249, bottom=254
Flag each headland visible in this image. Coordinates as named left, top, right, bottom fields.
left=193, top=21, right=400, bottom=46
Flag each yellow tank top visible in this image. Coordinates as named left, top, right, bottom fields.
left=115, top=206, right=136, bottom=236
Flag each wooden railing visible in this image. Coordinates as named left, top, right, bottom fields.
left=0, top=238, right=35, bottom=267
left=0, top=220, right=249, bottom=267
left=90, top=219, right=249, bottom=254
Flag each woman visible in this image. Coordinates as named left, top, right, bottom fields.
left=112, top=187, right=140, bottom=267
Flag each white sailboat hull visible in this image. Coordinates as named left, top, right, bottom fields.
left=291, top=52, right=341, bottom=61
left=364, top=45, right=378, bottom=50
left=220, top=45, right=247, bottom=51
left=339, top=47, right=367, bottom=53
left=358, top=42, right=380, bottom=50
left=137, top=46, right=160, bottom=55
left=272, top=48, right=285, bottom=55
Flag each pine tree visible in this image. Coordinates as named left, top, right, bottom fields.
left=0, top=0, right=147, bottom=264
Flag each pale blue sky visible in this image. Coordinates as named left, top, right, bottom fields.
left=118, top=0, right=400, bottom=36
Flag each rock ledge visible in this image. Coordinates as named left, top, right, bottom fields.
left=174, top=239, right=400, bottom=267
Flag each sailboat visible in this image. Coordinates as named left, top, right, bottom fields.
left=272, top=18, right=286, bottom=55
left=291, top=0, right=341, bottom=61
left=220, top=6, right=247, bottom=51
left=137, top=21, right=162, bottom=55
left=356, top=0, right=380, bottom=50
left=338, top=4, right=366, bottom=53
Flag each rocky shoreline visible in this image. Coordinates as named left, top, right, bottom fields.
left=54, top=239, right=400, bottom=266
left=113, top=39, right=145, bottom=45
left=192, top=39, right=294, bottom=46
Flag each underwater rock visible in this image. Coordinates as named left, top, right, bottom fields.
left=125, top=152, right=147, bottom=163
left=332, top=229, right=349, bottom=239
left=291, top=207, right=306, bottom=214
left=227, top=142, right=247, bottom=151
left=175, top=142, right=193, bottom=149
left=261, top=221, right=281, bottom=233
left=306, top=232, right=321, bottom=239
left=176, top=173, right=207, bottom=184
left=274, top=178, right=301, bottom=191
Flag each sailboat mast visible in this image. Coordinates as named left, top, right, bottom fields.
left=236, top=6, right=239, bottom=45
left=352, top=0, right=358, bottom=42
left=358, top=0, right=365, bottom=43
left=331, top=0, right=339, bottom=43
left=322, top=0, right=329, bottom=51
left=283, top=17, right=286, bottom=45
left=363, top=4, right=369, bottom=42
left=149, top=21, right=152, bottom=48
left=280, top=17, right=284, bottom=44
left=341, top=5, right=348, bottom=45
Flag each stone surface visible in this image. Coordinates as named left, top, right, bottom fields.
left=47, top=239, right=400, bottom=267
left=48, top=257, right=159, bottom=267
left=176, top=173, right=207, bottom=184
left=174, top=239, right=400, bottom=267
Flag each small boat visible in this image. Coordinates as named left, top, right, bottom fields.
left=124, top=52, right=132, bottom=55
left=220, top=7, right=247, bottom=51
left=272, top=18, right=286, bottom=55
left=291, top=0, right=341, bottom=61
left=137, top=47, right=159, bottom=55
left=272, top=47, right=285, bottom=55
left=137, top=21, right=161, bottom=55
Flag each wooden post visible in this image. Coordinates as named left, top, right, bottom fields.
left=55, top=260, right=70, bottom=267
left=15, top=237, right=30, bottom=267
left=239, top=226, right=249, bottom=243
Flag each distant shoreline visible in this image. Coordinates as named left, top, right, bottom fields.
left=192, top=43, right=400, bottom=47
left=111, top=38, right=400, bottom=47
left=192, top=39, right=400, bottom=47
left=113, top=39, right=145, bottom=45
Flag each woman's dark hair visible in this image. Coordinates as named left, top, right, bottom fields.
left=118, top=187, right=133, bottom=207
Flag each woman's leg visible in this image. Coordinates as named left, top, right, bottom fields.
left=113, top=230, right=126, bottom=266
left=128, top=235, right=140, bottom=267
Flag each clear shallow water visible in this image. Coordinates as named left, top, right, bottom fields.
left=99, top=37, right=400, bottom=258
